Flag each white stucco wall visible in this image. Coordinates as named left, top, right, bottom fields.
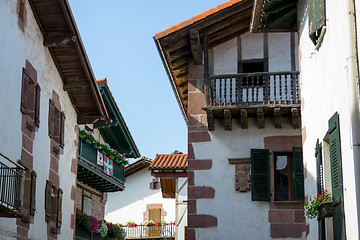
left=193, top=120, right=301, bottom=240
left=193, top=32, right=301, bottom=240
left=105, top=167, right=187, bottom=240
left=106, top=168, right=176, bottom=224
left=0, top=1, right=78, bottom=239
left=297, top=0, right=360, bottom=239
left=213, top=32, right=297, bottom=74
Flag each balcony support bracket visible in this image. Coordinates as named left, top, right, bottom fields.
left=257, top=108, right=265, bottom=129
left=274, top=108, right=282, bottom=128
left=240, top=109, right=248, bottom=129
left=224, top=110, right=232, bottom=130
left=207, top=110, right=214, bottom=131
left=291, top=108, right=301, bottom=129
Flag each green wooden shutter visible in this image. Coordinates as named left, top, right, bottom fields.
left=328, top=112, right=346, bottom=240
left=308, top=0, right=326, bottom=45
left=251, top=149, right=270, bottom=201
left=292, top=147, right=304, bottom=200
left=315, top=140, right=326, bottom=240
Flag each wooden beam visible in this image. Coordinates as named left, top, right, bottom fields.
left=43, top=34, right=76, bottom=47
left=224, top=110, right=232, bottom=130
left=78, top=115, right=107, bottom=124
left=166, top=38, right=188, bottom=54
left=240, top=109, right=248, bottom=129
left=63, top=81, right=88, bottom=91
left=189, top=28, right=203, bottom=65
left=168, top=49, right=191, bottom=61
left=151, top=172, right=187, bottom=178
left=257, top=108, right=265, bottom=128
left=291, top=108, right=301, bottom=129
left=207, top=110, right=214, bottom=131
left=274, top=108, right=282, bottom=128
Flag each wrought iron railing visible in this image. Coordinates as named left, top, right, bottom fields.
left=209, top=71, right=300, bottom=106
left=0, top=152, right=24, bottom=211
left=123, top=224, right=175, bottom=239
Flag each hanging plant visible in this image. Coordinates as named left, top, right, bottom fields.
left=304, top=189, right=332, bottom=219
left=79, top=129, right=128, bottom=166
left=76, top=208, right=126, bottom=240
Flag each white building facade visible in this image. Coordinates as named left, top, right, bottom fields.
left=0, top=0, right=108, bottom=239
left=155, top=1, right=306, bottom=239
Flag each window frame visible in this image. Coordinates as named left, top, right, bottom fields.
left=274, top=152, right=294, bottom=201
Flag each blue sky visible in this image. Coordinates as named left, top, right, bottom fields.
left=68, top=0, right=226, bottom=161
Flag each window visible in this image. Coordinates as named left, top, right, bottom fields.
left=308, top=0, right=326, bottom=45
left=274, top=153, right=293, bottom=201
left=238, top=59, right=265, bottom=86
left=44, top=181, right=63, bottom=231
left=150, top=178, right=160, bottom=190
left=48, top=99, right=65, bottom=148
left=21, top=67, right=41, bottom=130
left=251, top=147, right=304, bottom=202
left=82, top=195, right=92, bottom=215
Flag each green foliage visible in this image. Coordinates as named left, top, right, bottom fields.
left=304, top=190, right=332, bottom=219
left=79, top=129, right=128, bottom=166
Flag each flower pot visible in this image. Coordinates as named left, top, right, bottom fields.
left=318, top=201, right=334, bottom=219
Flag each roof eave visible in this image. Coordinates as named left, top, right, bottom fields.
left=154, top=37, right=188, bottom=122
left=28, top=0, right=110, bottom=124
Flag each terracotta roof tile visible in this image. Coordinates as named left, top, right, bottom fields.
left=149, top=154, right=188, bottom=171
left=154, top=0, right=245, bottom=39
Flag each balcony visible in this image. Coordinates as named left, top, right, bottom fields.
left=77, top=139, right=125, bottom=192
left=203, top=71, right=301, bottom=130
left=124, top=224, right=175, bottom=240
left=0, top=152, right=24, bottom=218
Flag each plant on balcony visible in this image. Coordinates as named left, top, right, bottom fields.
left=126, top=221, right=137, bottom=228
left=107, top=222, right=126, bottom=239
left=144, top=220, right=156, bottom=226
left=98, top=220, right=108, bottom=237
left=304, top=189, right=332, bottom=219
left=79, top=129, right=128, bottom=166
left=76, top=208, right=126, bottom=240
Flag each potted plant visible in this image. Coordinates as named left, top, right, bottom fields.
left=305, top=189, right=333, bottom=219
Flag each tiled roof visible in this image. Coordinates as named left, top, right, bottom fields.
left=154, top=0, right=245, bottom=39
left=154, top=0, right=253, bottom=120
left=149, top=154, right=188, bottom=171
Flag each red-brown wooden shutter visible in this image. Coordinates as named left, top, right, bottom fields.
left=34, top=83, right=41, bottom=128
left=45, top=180, right=52, bottom=222
left=30, top=171, right=37, bottom=216
left=54, top=110, right=61, bottom=143
left=56, top=188, right=63, bottom=228
left=60, top=112, right=65, bottom=148
left=20, top=69, right=29, bottom=114
left=48, top=99, right=55, bottom=138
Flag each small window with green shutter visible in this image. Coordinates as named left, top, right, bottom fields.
left=308, top=0, right=326, bottom=45
left=251, top=147, right=304, bottom=202
left=251, top=149, right=270, bottom=201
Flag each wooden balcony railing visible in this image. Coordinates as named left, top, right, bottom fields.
left=208, top=71, right=300, bottom=107
left=0, top=152, right=24, bottom=215
left=123, top=224, right=175, bottom=239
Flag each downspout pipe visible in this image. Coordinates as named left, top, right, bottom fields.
left=345, top=0, right=360, bottom=238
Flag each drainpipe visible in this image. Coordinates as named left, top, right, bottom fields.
left=175, top=178, right=179, bottom=240
left=345, top=0, right=360, bottom=238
